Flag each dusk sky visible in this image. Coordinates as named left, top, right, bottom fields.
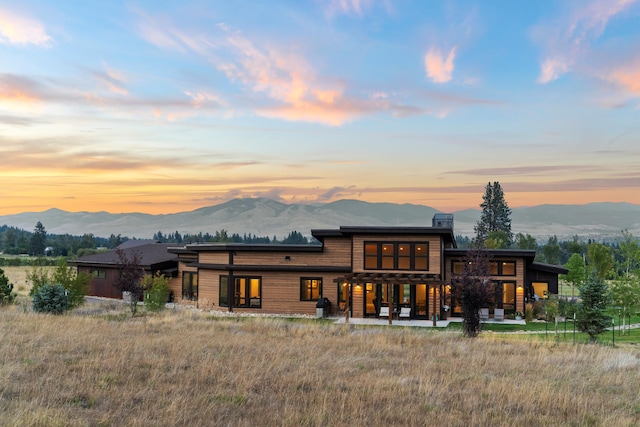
left=1, top=0, right=639, bottom=215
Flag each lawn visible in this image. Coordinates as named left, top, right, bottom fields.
left=2, top=300, right=640, bottom=426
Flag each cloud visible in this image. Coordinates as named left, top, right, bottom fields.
left=88, top=65, right=129, bottom=95
left=446, top=165, right=604, bottom=177
left=424, top=47, right=457, bottom=83
left=0, top=7, right=52, bottom=46
left=534, top=0, right=638, bottom=83
left=603, top=59, right=640, bottom=94
left=324, top=0, right=373, bottom=17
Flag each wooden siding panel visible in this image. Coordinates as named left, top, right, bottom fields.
left=199, top=252, right=230, bottom=264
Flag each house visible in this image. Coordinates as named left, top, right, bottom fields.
left=167, top=215, right=568, bottom=320
left=71, top=240, right=179, bottom=299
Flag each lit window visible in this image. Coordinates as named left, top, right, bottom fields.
left=300, top=278, right=322, bottom=301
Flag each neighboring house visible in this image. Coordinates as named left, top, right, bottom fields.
left=167, top=215, right=568, bottom=319
left=71, top=240, right=179, bottom=299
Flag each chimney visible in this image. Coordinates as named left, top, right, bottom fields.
left=432, top=213, right=454, bottom=229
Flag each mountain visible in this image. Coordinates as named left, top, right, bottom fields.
left=1, top=198, right=639, bottom=241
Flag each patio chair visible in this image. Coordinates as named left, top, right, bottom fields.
left=479, top=308, right=489, bottom=322
left=494, top=308, right=504, bottom=321
left=379, top=306, right=390, bottom=318
left=399, top=307, right=411, bottom=319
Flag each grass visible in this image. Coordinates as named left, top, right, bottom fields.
left=1, top=266, right=57, bottom=297
left=2, top=301, right=640, bottom=426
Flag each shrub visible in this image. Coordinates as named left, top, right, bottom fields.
left=524, top=303, right=534, bottom=322
left=0, top=268, right=16, bottom=305
left=142, top=272, right=170, bottom=312
left=32, top=284, right=69, bottom=314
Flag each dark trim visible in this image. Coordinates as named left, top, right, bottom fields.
left=183, top=243, right=323, bottom=252
left=195, top=263, right=351, bottom=273
left=445, top=248, right=537, bottom=259
left=530, top=262, right=569, bottom=275
left=311, top=226, right=456, bottom=248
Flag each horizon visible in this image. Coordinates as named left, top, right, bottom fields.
left=2, top=196, right=639, bottom=217
left=2, top=1, right=639, bottom=215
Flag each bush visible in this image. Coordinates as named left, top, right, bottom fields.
left=525, top=303, right=534, bottom=322
left=142, top=272, right=170, bottom=312
left=0, top=268, right=16, bottom=305
left=32, top=284, right=69, bottom=314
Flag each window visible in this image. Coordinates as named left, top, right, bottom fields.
left=489, top=261, right=517, bottom=276
left=219, top=276, right=262, bottom=308
left=300, top=278, right=322, bottom=301
left=532, top=282, right=549, bottom=300
left=182, top=272, right=198, bottom=301
left=90, top=269, right=106, bottom=279
left=364, top=242, right=429, bottom=271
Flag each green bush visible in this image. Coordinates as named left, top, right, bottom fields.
left=32, top=284, right=69, bottom=314
left=142, top=272, right=170, bottom=312
left=0, top=268, right=16, bottom=305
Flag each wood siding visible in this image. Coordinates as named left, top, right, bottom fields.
left=82, top=266, right=122, bottom=299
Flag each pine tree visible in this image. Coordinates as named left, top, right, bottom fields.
left=474, top=182, right=512, bottom=246
left=576, top=271, right=611, bottom=343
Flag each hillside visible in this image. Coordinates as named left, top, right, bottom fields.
left=1, top=198, right=639, bottom=241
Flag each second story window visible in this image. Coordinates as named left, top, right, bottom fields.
left=364, top=242, right=429, bottom=271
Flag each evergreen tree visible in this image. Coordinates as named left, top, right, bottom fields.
left=474, top=182, right=512, bottom=246
left=30, top=221, right=47, bottom=256
left=576, top=272, right=611, bottom=343
left=0, top=268, right=16, bottom=305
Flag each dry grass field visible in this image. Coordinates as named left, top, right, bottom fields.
left=1, top=266, right=56, bottom=297
left=1, top=301, right=640, bottom=427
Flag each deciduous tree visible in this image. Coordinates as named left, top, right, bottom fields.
left=115, top=248, right=145, bottom=316
left=587, top=243, right=613, bottom=280
left=451, top=248, right=492, bottom=337
left=562, top=253, right=585, bottom=299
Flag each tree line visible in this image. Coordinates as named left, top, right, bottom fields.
left=0, top=222, right=317, bottom=260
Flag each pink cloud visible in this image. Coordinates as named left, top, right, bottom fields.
left=424, top=47, right=457, bottom=84
left=0, top=7, right=52, bottom=46
left=605, top=60, right=640, bottom=94
left=535, top=0, right=638, bottom=83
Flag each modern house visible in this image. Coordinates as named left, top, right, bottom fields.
left=72, top=240, right=179, bottom=299
left=166, top=215, right=568, bottom=320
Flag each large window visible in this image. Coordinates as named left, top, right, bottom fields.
left=453, top=260, right=516, bottom=276
left=364, top=242, right=429, bottom=271
left=300, top=278, right=322, bottom=301
left=220, top=276, right=262, bottom=308
left=489, top=261, right=516, bottom=276
left=532, top=282, right=549, bottom=300
left=182, top=272, right=198, bottom=301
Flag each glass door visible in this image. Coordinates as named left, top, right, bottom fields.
left=415, top=284, right=428, bottom=318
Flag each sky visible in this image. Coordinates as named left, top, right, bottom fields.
left=1, top=0, right=640, bottom=215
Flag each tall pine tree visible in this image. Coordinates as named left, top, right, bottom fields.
left=474, top=181, right=512, bottom=246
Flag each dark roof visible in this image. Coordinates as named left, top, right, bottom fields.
left=177, top=243, right=323, bottom=253
left=444, top=248, right=537, bottom=259
left=312, top=226, right=457, bottom=248
left=117, top=240, right=160, bottom=249
left=530, top=262, right=569, bottom=275
left=71, top=243, right=177, bottom=268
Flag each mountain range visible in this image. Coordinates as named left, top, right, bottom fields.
left=1, top=198, right=639, bottom=241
